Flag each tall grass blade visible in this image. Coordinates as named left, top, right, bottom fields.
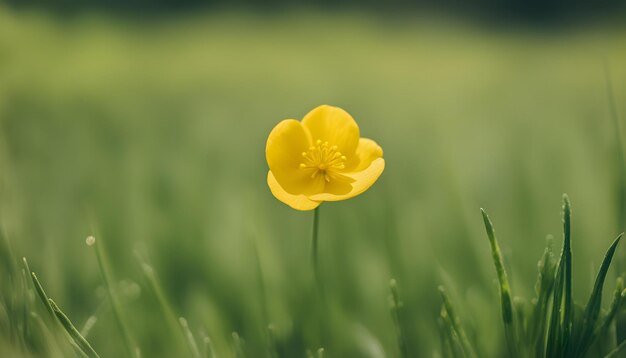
left=480, top=208, right=516, bottom=357
left=545, top=195, right=574, bottom=357
left=576, top=234, right=623, bottom=355
left=594, top=280, right=626, bottom=346
left=604, top=60, right=626, bottom=344
left=531, top=237, right=557, bottom=357
left=562, top=194, right=573, bottom=355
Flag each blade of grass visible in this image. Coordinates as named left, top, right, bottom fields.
left=268, top=324, right=278, bottom=358
left=605, top=339, right=626, bottom=358
left=29, top=312, right=66, bottom=358
left=439, top=304, right=464, bottom=358
left=594, top=279, right=626, bottom=346
left=134, top=251, right=191, bottom=355
left=49, top=299, right=100, bottom=358
left=438, top=286, right=477, bottom=358
left=546, top=195, right=574, bottom=357
left=317, top=348, right=325, bottom=358
left=437, top=317, right=452, bottom=358
left=481, top=208, right=516, bottom=357
left=232, top=332, right=246, bottom=358
left=80, top=296, right=110, bottom=338
left=30, top=271, right=91, bottom=357
left=87, top=235, right=139, bottom=358
left=390, top=279, right=410, bottom=358
left=576, top=234, right=623, bottom=356
left=179, top=317, right=202, bottom=358
left=546, top=248, right=565, bottom=357
left=562, top=194, right=574, bottom=356
left=604, top=59, right=626, bottom=344
left=31, top=272, right=56, bottom=321
left=20, top=259, right=31, bottom=346
left=531, top=236, right=557, bottom=357
left=80, top=316, right=98, bottom=339
left=198, top=330, right=216, bottom=358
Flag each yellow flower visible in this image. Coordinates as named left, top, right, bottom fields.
left=266, top=105, right=385, bottom=211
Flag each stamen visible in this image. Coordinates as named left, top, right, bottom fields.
left=299, top=139, right=347, bottom=183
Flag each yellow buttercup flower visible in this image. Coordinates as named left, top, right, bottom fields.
left=266, top=105, right=385, bottom=210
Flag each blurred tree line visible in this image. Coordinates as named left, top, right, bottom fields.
left=4, top=0, right=626, bottom=23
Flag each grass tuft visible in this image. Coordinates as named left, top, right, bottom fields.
left=440, top=196, right=626, bottom=357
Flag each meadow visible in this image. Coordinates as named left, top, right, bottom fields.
left=1, top=7, right=626, bottom=357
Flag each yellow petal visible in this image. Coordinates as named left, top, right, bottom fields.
left=309, top=158, right=385, bottom=202
left=344, top=137, right=384, bottom=172
left=301, top=105, right=360, bottom=156
left=265, top=119, right=314, bottom=192
left=267, top=171, right=321, bottom=211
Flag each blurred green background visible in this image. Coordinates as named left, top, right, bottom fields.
left=1, top=4, right=626, bottom=357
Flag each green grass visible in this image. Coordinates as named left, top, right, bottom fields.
left=439, top=196, right=626, bottom=357
left=1, top=7, right=626, bottom=357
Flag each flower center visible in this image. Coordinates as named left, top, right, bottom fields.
left=300, top=139, right=347, bottom=182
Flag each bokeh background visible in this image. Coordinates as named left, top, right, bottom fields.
left=1, top=1, right=626, bottom=356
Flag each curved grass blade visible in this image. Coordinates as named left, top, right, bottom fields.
left=546, top=195, right=574, bottom=357
left=576, top=234, right=623, bottom=356
left=49, top=299, right=100, bottom=358
left=481, top=208, right=516, bottom=357
left=593, top=279, right=626, bottom=348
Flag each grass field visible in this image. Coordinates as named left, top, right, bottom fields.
left=1, top=7, right=626, bottom=357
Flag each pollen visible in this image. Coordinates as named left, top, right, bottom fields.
left=299, top=139, right=347, bottom=182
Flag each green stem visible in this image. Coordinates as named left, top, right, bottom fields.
left=310, top=206, right=326, bottom=348
left=311, top=207, right=321, bottom=287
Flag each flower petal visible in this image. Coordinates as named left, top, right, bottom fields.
left=268, top=171, right=321, bottom=211
left=344, top=137, right=384, bottom=172
left=265, top=119, right=317, bottom=192
left=309, top=158, right=385, bottom=202
left=266, top=119, right=310, bottom=175
left=301, top=105, right=360, bottom=156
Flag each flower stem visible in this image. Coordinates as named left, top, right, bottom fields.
left=311, top=207, right=321, bottom=288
